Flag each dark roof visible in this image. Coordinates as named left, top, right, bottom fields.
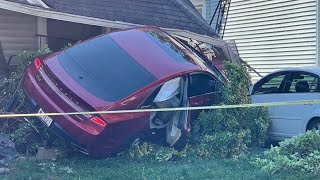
left=6, top=0, right=217, bottom=37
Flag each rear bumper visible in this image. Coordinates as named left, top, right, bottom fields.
left=22, top=66, right=105, bottom=154
left=22, top=64, right=149, bottom=157
left=23, top=87, right=89, bottom=154
left=50, top=122, right=88, bottom=154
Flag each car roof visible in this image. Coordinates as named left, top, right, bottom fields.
left=108, top=27, right=202, bottom=80
left=268, top=66, right=320, bottom=76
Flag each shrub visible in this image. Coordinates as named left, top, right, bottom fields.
left=126, top=139, right=186, bottom=161
left=1, top=44, right=52, bottom=113
left=192, top=130, right=251, bottom=158
left=192, top=62, right=270, bottom=157
left=0, top=45, right=66, bottom=154
left=127, top=139, right=155, bottom=158
left=254, top=131, right=320, bottom=174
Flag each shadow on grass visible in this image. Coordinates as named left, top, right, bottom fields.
left=0, top=150, right=317, bottom=180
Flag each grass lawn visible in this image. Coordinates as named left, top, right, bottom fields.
left=1, top=153, right=317, bottom=180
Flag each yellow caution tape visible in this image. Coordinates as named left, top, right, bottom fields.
left=1, top=99, right=320, bottom=118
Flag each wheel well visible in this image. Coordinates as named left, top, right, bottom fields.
left=306, top=117, right=320, bottom=131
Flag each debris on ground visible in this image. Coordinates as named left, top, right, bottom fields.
left=0, top=134, right=18, bottom=164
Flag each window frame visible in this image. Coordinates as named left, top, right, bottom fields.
left=252, top=71, right=290, bottom=95
left=253, top=71, right=320, bottom=95
left=138, top=76, right=186, bottom=109
left=188, top=72, right=222, bottom=98
left=284, top=71, right=320, bottom=93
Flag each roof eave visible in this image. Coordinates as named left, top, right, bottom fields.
left=1, top=0, right=219, bottom=43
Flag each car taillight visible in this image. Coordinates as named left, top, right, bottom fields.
left=90, top=116, right=107, bottom=127
left=34, top=58, right=41, bottom=69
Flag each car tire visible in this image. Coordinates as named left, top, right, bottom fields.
left=307, top=118, right=320, bottom=131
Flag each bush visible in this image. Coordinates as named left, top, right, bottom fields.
left=0, top=45, right=66, bottom=154
left=192, top=62, right=270, bottom=157
left=254, top=131, right=320, bottom=174
left=192, top=130, right=250, bottom=158
left=126, top=139, right=186, bottom=161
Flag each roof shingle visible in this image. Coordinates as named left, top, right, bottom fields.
left=18, top=0, right=216, bottom=37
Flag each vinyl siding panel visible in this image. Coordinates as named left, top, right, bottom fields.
left=223, top=0, right=317, bottom=82
left=0, top=9, right=37, bottom=63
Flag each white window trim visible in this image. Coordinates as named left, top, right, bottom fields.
left=26, top=0, right=49, bottom=8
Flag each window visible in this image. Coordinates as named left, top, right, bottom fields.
left=286, top=72, right=319, bottom=93
left=139, top=77, right=183, bottom=108
left=253, top=72, right=287, bottom=95
left=59, top=35, right=156, bottom=102
left=189, top=73, right=220, bottom=97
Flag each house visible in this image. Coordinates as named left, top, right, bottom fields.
left=192, top=0, right=319, bottom=82
left=190, top=0, right=223, bottom=31
left=0, top=0, right=221, bottom=65
left=223, top=0, right=319, bottom=81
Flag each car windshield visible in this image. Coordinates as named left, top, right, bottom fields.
left=146, top=30, right=225, bottom=82
left=58, top=35, right=156, bottom=102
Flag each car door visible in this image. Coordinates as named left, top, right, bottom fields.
left=188, top=72, right=222, bottom=107
left=251, top=71, right=289, bottom=139
left=270, top=71, right=320, bottom=138
left=139, top=76, right=191, bottom=146
left=251, top=71, right=320, bottom=139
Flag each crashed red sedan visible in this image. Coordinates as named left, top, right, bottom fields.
left=23, top=27, right=225, bottom=157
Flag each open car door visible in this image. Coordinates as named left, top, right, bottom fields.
left=147, top=76, right=190, bottom=147
left=166, top=76, right=190, bottom=146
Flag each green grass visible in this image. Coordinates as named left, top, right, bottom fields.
left=1, top=153, right=318, bottom=180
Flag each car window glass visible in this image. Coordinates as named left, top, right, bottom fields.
left=287, top=72, right=319, bottom=93
left=139, top=86, right=162, bottom=108
left=253, top=73, right=286, bottom=95
left=189, top=73, right=220, bottom=97
left=140, top=77, right=183, bottom=108
left=59, top=35, right=156, bottom=102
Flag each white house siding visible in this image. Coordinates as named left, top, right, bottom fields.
left=223, top=0, right=317, bottom=82
left=0, top=9, right=37, bottom=63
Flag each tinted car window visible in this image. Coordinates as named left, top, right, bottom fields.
left=58, top=35, right=156, bottom=102
left=287, top=72, right=319, bottom=93
left=253, top=73, right=287, bottom=95
left=146, top=32, right=191, bottom=63
left=189, top=73, right=221, bottom=97
left=146, top=31, right=225, bottom=83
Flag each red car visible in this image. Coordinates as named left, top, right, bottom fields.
left=23, top=27, right=225, bottom=157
